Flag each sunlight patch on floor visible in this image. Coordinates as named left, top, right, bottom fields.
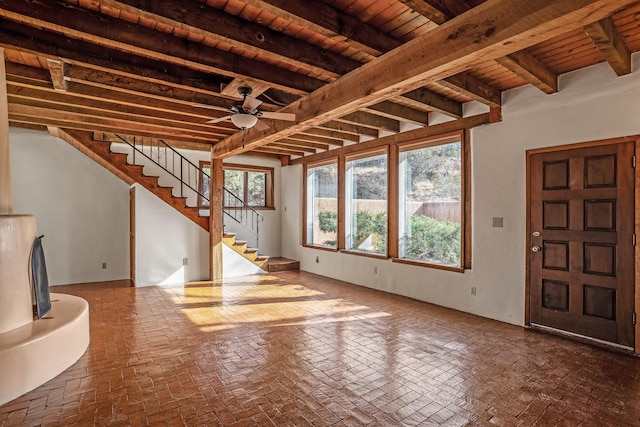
left=160, top=277, right=390, bottom=331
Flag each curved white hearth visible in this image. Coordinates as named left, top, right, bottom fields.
left=0, top=215, right=90, bottom=405
left=0, top=293, right=90, bottom=405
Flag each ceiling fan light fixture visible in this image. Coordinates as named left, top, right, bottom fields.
left=230, top=113, right=258, bottom=129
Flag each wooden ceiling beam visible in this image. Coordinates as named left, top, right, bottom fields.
left=365, top=101, right=429, bottom=125
left=6, top=80, right=233, bottom=134
left=64, top=64, right=240, bottom=113
left=5, top=64, right=235, bottom=128
left=400, top=88, right=463, bottom=118
left=252, top=146, right=306, bottom=157
left=8, top=103, right=221, bottom=141
left=339, top=112, right=400, bottom=133
left=584, top=16, right=632, bottom=76
left=495, top=50, right=558, bottom=94
left=268, top=143, right=316, bottom=154
left=46, top=59, right=67, bottom=91
left=240, top=0, right=398, bottom=57
left=0, top=1, right=321, bottom=94
left=298, top=128, right=351, bottom=143
left=397, top=0, right=472, bottom=25
left=319, top=121, right=379, bottom=138
left=437, top=73, right=502, bottom=107
left=278, top=139, right=331, bottom=151
left=400, top=0, right=506, bottom=107
left=92, top=0, right=361, bottom=79
left=0, top=20, right=229, bottom=95
left=8, top=112, right=214, bottom=148
left=285, top=133, right=347, bottom=146
left=6, top=92, right=232, bottom=138
left=213, top=0, right=633, bottom=158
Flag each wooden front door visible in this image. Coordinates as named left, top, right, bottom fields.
left=529, top=141, right=635, bottom=348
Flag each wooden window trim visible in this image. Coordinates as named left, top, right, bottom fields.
left=301, top=129, right=472, bottom=272
left=302, top=244, right=339, bottom=252
left=199, top=161, right=275, bottom=209
left=303, top=159, right=339, bottom=248
left=339, top=249, right=389, bottom=260
left=396, top=131, right=468, bottom=269
left=344, top=147, right=389, bottom=256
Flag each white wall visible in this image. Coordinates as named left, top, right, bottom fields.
left=281, top=56, right=640, bottom=326
left=134, top=184, right=209, bottom=287
left=10, top=128, right=130, bottom=285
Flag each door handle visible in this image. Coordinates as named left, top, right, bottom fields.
left=532, top=246, right=541, bottom=253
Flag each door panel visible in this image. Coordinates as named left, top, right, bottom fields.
left=529, top=142, right=635, bottom=348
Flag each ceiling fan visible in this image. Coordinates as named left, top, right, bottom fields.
left=198, top=87, right=296, bottom=131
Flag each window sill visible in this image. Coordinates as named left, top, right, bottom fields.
left=302, top=244, right=339, bottom=252
left=392, top=257, right=464, bottom=273
left=339, top=249, right=388, bottom=260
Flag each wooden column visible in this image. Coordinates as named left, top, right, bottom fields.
left=0, top=48, right=13, bottom=214
left=209, top=152, right=224, bottom=281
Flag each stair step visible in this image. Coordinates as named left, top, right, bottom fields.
left=267, top=258, right=300, bottom=272
left=231, top=241, right=247, bottom=254
left=243, top=248, right=258, bottom=261
left=254, top=255, right=269, bottom=270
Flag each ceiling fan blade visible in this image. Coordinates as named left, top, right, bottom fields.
left=259, top=111, right=296, bottom=121
left=207, top=115, right=232, bottom=124
left=254, top=119, right=270, bottom=131
left=242, top=95, right=262, bottom=111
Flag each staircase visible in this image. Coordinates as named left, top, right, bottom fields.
left=55, top=128, right=276, bottom=271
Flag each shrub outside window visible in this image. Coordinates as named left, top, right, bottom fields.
left=398, top=137, right=462, bottom=267
left=345, top=151, right=387, bottom=255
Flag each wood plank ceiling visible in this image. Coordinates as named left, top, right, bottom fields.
left=2, top=0, right=640, bottom=161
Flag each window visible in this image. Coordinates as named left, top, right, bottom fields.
left=345, top=150, right=387, bottom=255
left=199, top=162, right=274, bottom=209
left=199, top=161, right=211, bottom=207
left=300, top=130, right=469, bottom=271
left=304, top=161, right=338, bottom=248
left=398, top=136, right=463, bottom=267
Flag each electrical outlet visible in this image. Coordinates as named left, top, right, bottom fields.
left=471, top=286, right=477, bottom=296
left=183, top=257, right=188, bottom=266
left=492, top=217, right=504, bottom=228
left=101, top=262, right=107, bottom=270
left=373, top=266, right=378, bottom=274
left=315, top=256, right=319, bottom=264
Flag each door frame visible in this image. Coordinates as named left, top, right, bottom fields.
left=525, top=135, right=640, bottom=354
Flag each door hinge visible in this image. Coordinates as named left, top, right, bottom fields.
left=634, top=313, right=637, bottom=325
left=634, top=234, right=637, bottom=246
left=633, top=155, right=636, bottom=168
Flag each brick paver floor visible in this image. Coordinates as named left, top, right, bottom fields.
left=2, top=271, right=640, bottom=426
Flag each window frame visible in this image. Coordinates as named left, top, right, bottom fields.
left=342, top=147, right=389, bottom=257
left=302, top=158, right=340, bottom=251
left=199, top=161, right=275, bottom=210
left=393, top=132, right=468, bottom=272
left=300, top=129, right=471, bottom=272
